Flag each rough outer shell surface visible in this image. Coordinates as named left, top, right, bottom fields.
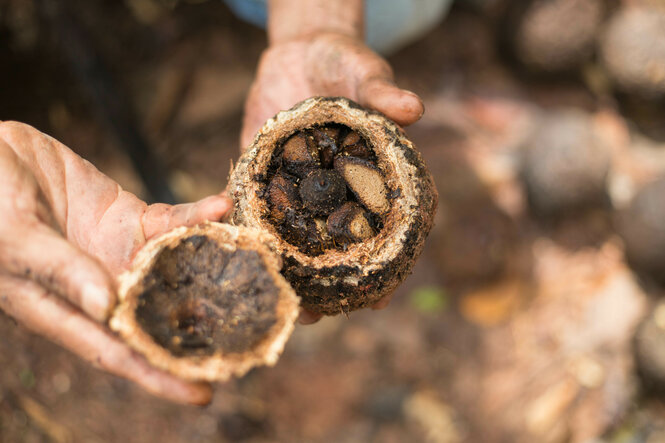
left=109, top=222, right=300, bottom=382
left=520, top=109, right=610, bottom=215
left=600, top=6, right=665, bottom=99
left=229, top=97, right=438, bottom=315
left=514, top=0, right=605, bottom=72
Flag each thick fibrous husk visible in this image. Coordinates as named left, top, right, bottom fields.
left=229, top=97, right=438, bottom=315
left=109, top=222, right=300, bottom=381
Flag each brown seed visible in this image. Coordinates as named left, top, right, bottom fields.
left=299, top=169, right=348, bottom=215
left=334, top=156, right=390, bottom=214
left=338, top=129, right=372, bottom=158
left=312, top=128, right=339, bottom=168
left=327, top=202, right=375, bottom=244
left=282, top=132, right=319, bottom=178
left=319, top=126, right=340, bottom=143
left=280, top=212, right=328, bottom=255
left=339, top=142, right=371, bottom=159
left=267, top=171, right=300, bottom=223
left=341, top=131, right=362, bottom=148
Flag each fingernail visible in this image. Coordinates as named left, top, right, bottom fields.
left=401, top=91, right=425, bottom=119
left=82, top=282, right=114, bottom=322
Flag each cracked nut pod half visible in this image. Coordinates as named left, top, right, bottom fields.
left=109, top=222, right=299, bottom=381
left=229, top=97, right=438, bottom=315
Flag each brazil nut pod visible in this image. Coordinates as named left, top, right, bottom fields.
left=229, top=97, right=437, bottom=315
left=109, top=222, right=299, bottom=381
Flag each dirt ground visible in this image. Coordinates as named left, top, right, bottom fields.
left=2, top=1, right=665, bottom=442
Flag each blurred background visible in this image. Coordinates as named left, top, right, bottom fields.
left=1, top=0, right=665, bottom=441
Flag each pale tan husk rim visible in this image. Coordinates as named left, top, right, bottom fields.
left=109, top=222, right=300, bottom=382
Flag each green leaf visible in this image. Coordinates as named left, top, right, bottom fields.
left=19, top=368, right=35, bottom=389
left=410, top=286, right=448, bottom=314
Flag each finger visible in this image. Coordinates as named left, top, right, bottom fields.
left=0, top=223, right=115, bottom=322
left=303, top=34, right=424, bottom=126
left=371, top=293, right=394, bottom=310
left=298, top=308, right=324, bottom=325
left=357, top=77, right=424, bottom=126
left=142, top=193, right=233, bottom=240
left=0, top=276, right=212, bottom=405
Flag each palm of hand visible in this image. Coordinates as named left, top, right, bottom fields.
left=0, top=122, right=231, bottom=405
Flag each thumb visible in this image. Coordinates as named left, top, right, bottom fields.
left=142, top=192, right=233, bottom=240
left=357, top=77, right=424, bottom=126
left=305, top=34, right=424, bottom=126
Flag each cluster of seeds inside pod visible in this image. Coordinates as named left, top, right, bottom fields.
left=263, top=124, right=392, bottom=256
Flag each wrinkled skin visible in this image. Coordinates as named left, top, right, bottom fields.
left=242, top=33, right=424, bottom=324
left=0, top=121, right=232, bottom=405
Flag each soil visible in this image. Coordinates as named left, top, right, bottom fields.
left=136, top=235, right=279, bottom=357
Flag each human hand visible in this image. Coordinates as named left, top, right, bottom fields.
left=241, top=32, right=424, bottom=149
left=240, top=1, right=422, bottom=323
left=0, top=122, right=232, bottom=405
left=243, top=32, right=413, bottom=324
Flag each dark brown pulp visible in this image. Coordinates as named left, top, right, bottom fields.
left=264, top=124, right=390, bottom=256
left=135, top=235, right=279, bottom=357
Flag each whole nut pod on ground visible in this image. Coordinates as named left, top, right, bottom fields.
left=505, top=0, right=605, bottom=73
left=110, top=222, right=299, bottom=381
left=600, top=5, right=665, bottom=100
left=520, top=109, right=610, bottom=216
left=634, top=302, right=665, bottom=392
left=229, top=97, right=437, bottom=315
left=617, top=178, right=665, bottom=284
